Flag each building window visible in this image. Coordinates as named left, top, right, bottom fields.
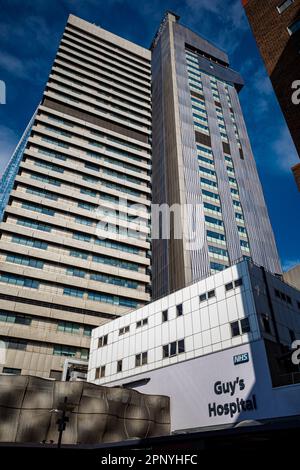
left=288, top=19, right=300, bottom=35
left=63, top=287, right=84, bottom=298
left=12, top=235, right=48, bottom=250
left=22, top=202, right=55, bottom=216
left=0, top=273, right=39, bottom=289
left=136, top=318, right=148, bottom=328
left=85, top=161, right=99, bottom=171
left=80, top=348, right=89, bottom=360
left=69, top=250, right=88, bottom=260
left=58, top=321, right=80, bottom=335
left=210, top=262, right=228, bottom=272
left=83, top=326, right=93, bottom=337
left=4, top=338, right=27, bottom=351
left=170, top=341, right=177, bottom=356
left=225, top=282, right=233, bottom=292
left=66, top=268, right=86, bottom=278
left=6, top=254, right=44, bottom=269
left=178, top=339, right=185, bottom=353
left=275, top=288, right=294, bottom=305
left=117, top=360, right=123, bottom=373
left=240, top=317, right=251, bottom=334
left=226, top=279, right=242, bottom=292
left=230, top=318, right=251, bottom=337
left=95, top=366, right=105, bottom=379
left=98, top=335, right=108, bottom=348
left=53, top=345, right=77, bottom=357
left=275, top=289, right=281, bottom=298
left=176, top=304, right=183, bottom=316
left=199, top=293, right=207, bottom=302
left=208, top=289, right=215, bottom=299
left=2, top=367, right=21, bottom=375
left=119, top=326, right=130, bottom=335
left=162, top=340, right=185, bottom=358
left=234, top=278, right=243, bottom=288
left=53, top=344, right=88, bottom=360
left=0, top=311, right=31, bottom=325
left=277, top=0, right=294, bottom=14
left=162, top=310, right=168, bottom=322
left=230, top=321, right=240, bottom=337
left=135, top=352, right=148, bottom=367
left=163, top=344, right=169, bottom=358
left=49, top=370, right=61, bottom=380
left=261, top=314, right=271, bottom=334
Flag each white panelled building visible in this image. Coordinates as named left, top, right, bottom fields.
left=88, top=260, right=300, bottom=432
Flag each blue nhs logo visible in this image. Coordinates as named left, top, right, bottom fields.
left=233, top=352, right=249, bottom=365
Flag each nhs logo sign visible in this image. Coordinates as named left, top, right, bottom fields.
left=233, top=352, right=249, bottom=366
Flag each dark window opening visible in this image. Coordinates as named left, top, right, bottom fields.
left=208, top=289, right=215, bottom=299
left=162, top=310, right=168, bottom=322
left=241, top=317, right=251, bottom=334
left=225, top=282, right=233, bottom=292
left=176, top=304, right=183, bottom=316
left=262, top=314, right=271, bottom=334
left=230, top=321, right=240, bottom=337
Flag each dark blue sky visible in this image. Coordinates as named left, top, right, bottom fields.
left=0, top=0, right=299, bottom=271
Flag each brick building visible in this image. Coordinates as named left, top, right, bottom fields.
left=243, top=0, right=300, bottom=190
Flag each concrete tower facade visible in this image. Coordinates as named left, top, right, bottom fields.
left=0, top=15, right=151, bottom=378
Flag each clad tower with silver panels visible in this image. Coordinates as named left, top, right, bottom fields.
left=151, top=12, right=281, bottom=299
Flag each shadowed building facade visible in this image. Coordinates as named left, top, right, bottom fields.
left=151, top=12, right=281, bottom=299
left=242, top=0, right=300, bottom=190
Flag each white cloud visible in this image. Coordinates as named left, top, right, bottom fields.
left=186, top=0, right=223, bottom=14
left=186, top=0, right=247, bottom=31
left=272, top=126, right=299, bottom=172
left=184, top=0, right=248, bottom=55
left=0, top=52, right=26, bottom=78
left=230, top=0, right=248, bottom=31
left=282, top=259, right=300, bottom=272
left=252, top=68, right=273, bottom=96
left=0, top=50, right=47, bottom=84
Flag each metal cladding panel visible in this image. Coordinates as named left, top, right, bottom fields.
left=151, top=15, right=282, bottom=299
left=0, top=375, right=170, bottom=444
left=173, top=23, right=210, bottom=283
left=175, top=22, right=229, bottom=65
left=196, top=56, right=244, bottom=91
left=151, top=20, right=191, bottom=297
left=227, top=86, right=282, bottom=274
left=202, top=75, right=243, bottom=263
left=174, top=22, right=244, bottom=89
left=151, top=33, right=170, bottom=299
